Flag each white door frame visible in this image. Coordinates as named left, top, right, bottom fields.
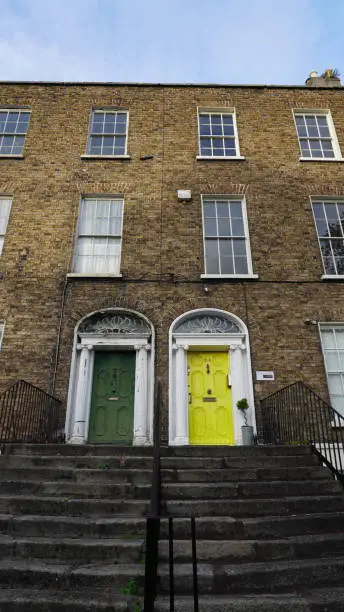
left=169, top=308, right=256, bottom=446
left=65, top=308, right=154, bottom=446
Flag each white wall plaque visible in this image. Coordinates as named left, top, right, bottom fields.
left=177, top=189, right=192, bottom=201
left=256, top=371, right=275, bottom=381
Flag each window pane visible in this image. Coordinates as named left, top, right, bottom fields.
left=230, top=202, right=243, bottom=217
left=231, top=218, right=245, bottom=236
left=233, top=239, right=247, bottom=256
left=218, top=220, right=231, bottom=236
left=300, top=140, right=310, bottom=155
left=199, top=114, right=210, bottom=125
left=234, top=256, right=248, bottom=274
left=315, top=219, right=328, bottom=236
left=319, top=125, right=330, bottom=138
left=200, top=123, right=211, bottom=136
left=205, top=240, right=219, bottom=274
left=212, top=123, right=222, bottom=136
left=0, top=236, right=3, bottom=255
left=204, top=218, right=217, bottom=236
left=219, top=240, right=234, bottom=274
left=222, top=115, right=233, bottom=125
left=336, top=330, right=344, bottom=348
left=203, top=202, right=215, bottom=218
left=223, top=124, right=234, bottom=136
left=322, top=329, right=336, bottom=349
left=325, top=352, right=340, bottom=370
left=328, top=373, right=343, bottom=395
left=216, top=203, right=229, bottom=218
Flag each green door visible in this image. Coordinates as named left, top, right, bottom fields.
left=88, top=351, right=135, bottom=444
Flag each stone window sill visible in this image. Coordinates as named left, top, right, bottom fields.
left=0, top=154, right=24, bottom=159
left=201, top=274, right=259, bottom=280
left=67, top=273, right=123, bottom=279
left=299, top=157, right=344, bottom=162
left=196, top=155, right=246, bottom=161
left=321, top=275, right=344, bottom=280
left=80, top=155, right=131, bottom=160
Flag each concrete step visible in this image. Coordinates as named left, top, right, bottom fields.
left=164, top=494, right=344, bottom=517
left=0, top=481, right=151, bottom=499
left=158, top=532, right=344, bottom=563
left=162, top=480, right=340, bottom=499
left=160, top=455, right=318, bottom=469
left=0, top=558, right=145, bottom=591
left=0, top=588, right=141, bottom=611
left=161, top=466, right=332, bottom=483
left=0, top=514, right=147, bottom=539
left=160, top=445, right=313, bottom=457
left=3, top=443, right=153, bottom=457
left=0, top=454, right=153, bottom=469
left=0, top=467, right=153, bottom=484
left=0, top=495, right=150, bottom=517
left=155, top=588, right=344, bottom=611
left=0, top=588, right=137, bottom=611
left=158, top=556, right=344, bottom=594
left=0, top=534, right=145, bottom=563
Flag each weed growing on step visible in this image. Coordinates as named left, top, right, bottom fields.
left=97, top=462, right=111, bottom=470
left=120, top=577, right=140, bottom=596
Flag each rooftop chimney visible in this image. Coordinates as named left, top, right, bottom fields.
left=306, top=69, right=341, bottom=88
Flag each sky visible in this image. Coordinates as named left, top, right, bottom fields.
left=0, top=0, right=343, bottom=85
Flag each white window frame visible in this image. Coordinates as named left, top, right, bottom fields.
left=311, top=196, right=344, bottom=279
left=0, top=197, right=12, bottom=256
left=0, top=323, right=4, bottom=350
left=293, top=109, right=343, bottom=162
left=0, top=109, right=30, bottom=157
left=200, top=195, right=257, bottom=279
left=69, top=195, right=124, bottom=278
left=319, top=323, right=344, bottom=417
left=82, top=108, right=130, bottom=159
left=196, top=108, right=245, bottom=160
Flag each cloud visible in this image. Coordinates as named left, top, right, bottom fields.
left=0, top=0, right=338, bottom=84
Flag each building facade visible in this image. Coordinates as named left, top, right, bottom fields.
left=1, top=75, right=344, bottom=445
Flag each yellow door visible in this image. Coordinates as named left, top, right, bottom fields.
left=188, top=351, right=234, bottom=445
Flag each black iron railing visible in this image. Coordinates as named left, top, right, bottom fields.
left=0, top=379, right=64, bottom=448
left=261, top=381, right=344, bottom=485
left=143, top=381, right=199, bottom=611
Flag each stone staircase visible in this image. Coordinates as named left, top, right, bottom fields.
left=156, top=445, right=344, bottom=611
left=0, top=444, right=344, bottom=611
left=0, top=443, right=153, bottom=611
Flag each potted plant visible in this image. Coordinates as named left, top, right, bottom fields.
left=236, top=398, right=254, bottom=446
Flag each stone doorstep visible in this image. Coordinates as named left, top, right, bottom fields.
left=0, top=588, right=138, bottom=612
left=0, top=514, right=148, bottom=538
left=1, top=455, right=154, bottom=469
left=0, top=467, right=154, bottom=484
left=155, top=588, right=344, bottom=611
left=164, top=494, right=344, bottom=517
left=157, top=556, right=344, bottom=594
left=161, top=466, right=332, bottom=482
left=0, top=534, right=145, bottom=563
left=0, top=495, right=150, bottom=517
left=161, top=480, right=340, bottom=499
left=4, top=443, right=154, bottom=456
left=0, top=480, right=152, bottom=499
left=158, top=532, right=344, bottom=563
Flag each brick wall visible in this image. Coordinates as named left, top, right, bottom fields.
left=1, top=82, right=344, bottom=422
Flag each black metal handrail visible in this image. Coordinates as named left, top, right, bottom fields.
left=0, top=379, right=64, bottom=449
left=261, top=380, right=344, bottom=484
left=143, top=379, right=199, bottom=611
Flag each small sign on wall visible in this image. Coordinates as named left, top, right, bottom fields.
left=256, top=371, right=275, bottom=381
